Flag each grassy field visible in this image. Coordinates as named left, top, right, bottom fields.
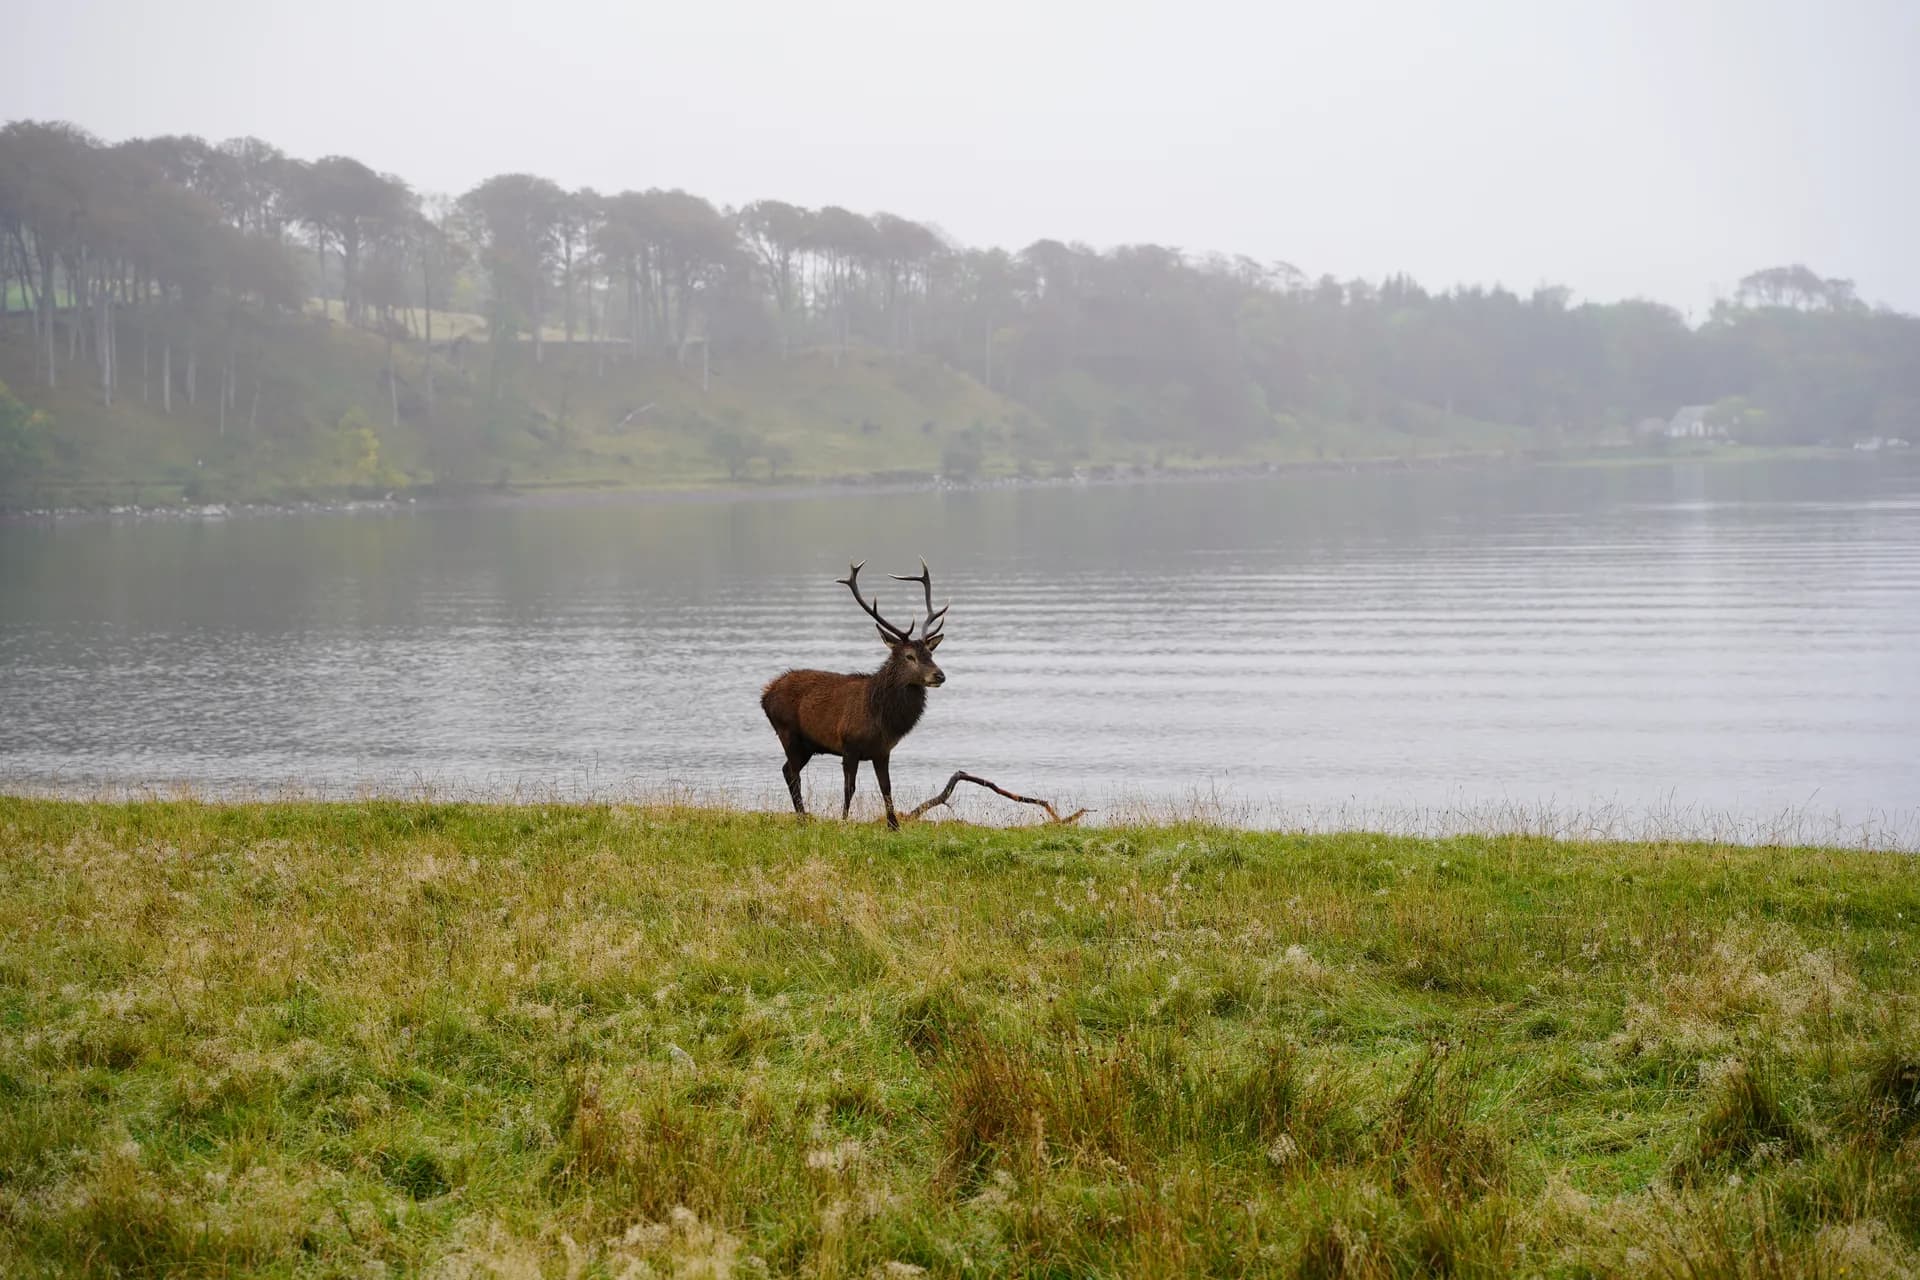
left=1, top=800, right=1916, bottom=1276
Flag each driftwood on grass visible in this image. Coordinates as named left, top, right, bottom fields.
left=906, top=771, right=1089, bottom=825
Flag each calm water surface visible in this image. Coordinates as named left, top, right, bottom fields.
left=3, top=461, right=1916, bottom=841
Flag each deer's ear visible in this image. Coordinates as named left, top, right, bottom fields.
left=878, top=626, right=902, bottom=648
left=925, top=633, right=943, bottom=652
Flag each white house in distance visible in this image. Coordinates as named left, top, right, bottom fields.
left=1664, top=405, right=1726, bottom=440
left=1636, top=405, right=1728, bottom=441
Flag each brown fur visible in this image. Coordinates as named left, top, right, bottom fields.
left=760, top=631, right=944, bottom=829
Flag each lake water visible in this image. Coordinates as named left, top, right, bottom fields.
left=3, top=459, right=1917, bottom=844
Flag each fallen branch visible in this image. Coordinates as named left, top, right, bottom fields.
left=615, top=401, right=657, bottom=427
left=907, top=771, right=1089, bottom=825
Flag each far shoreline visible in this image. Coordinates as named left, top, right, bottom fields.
left=0, top=443, right=1884, bottom=526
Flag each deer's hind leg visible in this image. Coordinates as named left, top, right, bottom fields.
left=779, top=734, right=813, bottom=816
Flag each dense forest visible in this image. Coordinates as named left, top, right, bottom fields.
left=2, top=118, right=1917, bottom=504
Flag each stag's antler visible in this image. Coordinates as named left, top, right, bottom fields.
left=890, top=557, right=948, bottom=640
left=837, top=561, right=914, bottom=641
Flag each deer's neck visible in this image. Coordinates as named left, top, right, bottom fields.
left=867, top=666, right=927, bottom=741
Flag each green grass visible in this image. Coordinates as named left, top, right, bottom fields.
left=3, top=287, right=78, bottom=312
left=306, top=299, right=499, bottom=343
left=2, top=799, right=1917, bottom=1276
left=1556, top=443, right=1865, bottom=471
left=0, top=318, right=1077, bottom=505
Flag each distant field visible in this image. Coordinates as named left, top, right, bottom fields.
left=2, top=285, right=82, bottom=312
left=1561, top=443, right=1868, bottom=469
left=304, top=299, right=504, bottom=343
left=2, top=799, right=1916, bottom=1276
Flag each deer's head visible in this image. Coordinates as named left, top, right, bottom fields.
left=839, top=559, right=948, bottom=688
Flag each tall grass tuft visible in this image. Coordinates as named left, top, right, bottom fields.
left=1863, top=1045, right=1920, bottom=1140
left=1672, top=1060, right=1806, bottom=1185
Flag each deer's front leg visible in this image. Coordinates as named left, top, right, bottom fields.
left=874, top=755, right=898, bottom=830
left=841, top=756, right=859, bottom=819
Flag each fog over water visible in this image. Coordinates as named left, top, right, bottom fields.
left=4, top=461, right=1916, bottom=844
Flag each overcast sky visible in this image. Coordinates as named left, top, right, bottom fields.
left=10, top=0, right=1918, bottom=316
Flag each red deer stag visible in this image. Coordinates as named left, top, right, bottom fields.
left=760, top=559, right=948, bottom=828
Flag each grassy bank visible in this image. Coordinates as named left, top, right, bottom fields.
left=1, top=315, right=1530, bottom=511
left=1, top=800, right=1916, bottom=1276
left=1558, top=443, right=1871, bottom=470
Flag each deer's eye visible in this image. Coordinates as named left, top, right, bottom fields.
left=905, top=652, right=919, bottom=663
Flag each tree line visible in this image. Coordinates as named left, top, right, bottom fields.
left=3, top=117, right=1916, bottom=460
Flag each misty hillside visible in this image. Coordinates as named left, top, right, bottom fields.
left=3, top=120, right=1917, bottom=506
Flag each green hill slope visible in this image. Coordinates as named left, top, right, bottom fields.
left=1, top=311, right=1534, bottom=510
left=0, top=315, right=1072, bottom=506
